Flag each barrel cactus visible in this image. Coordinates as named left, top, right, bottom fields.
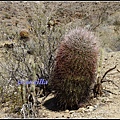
left=50, top=27, right=100, bottom=110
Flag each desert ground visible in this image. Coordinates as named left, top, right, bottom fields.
left=0, top=1, right=120, bottom=118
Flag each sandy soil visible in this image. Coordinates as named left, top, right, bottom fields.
left=36, top=51, right=120, bottom=119
left=0, top=1, right=120, bottom=118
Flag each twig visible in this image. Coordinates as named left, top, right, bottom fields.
left=101, top=65, right=117, bottom=82
left=40, top=92, right=51, bottom=105
left=102, top=79, right=120, bottom=89
left=117, top=69, right=120, bottom=73
left=102, top=89, right=117, bottom=95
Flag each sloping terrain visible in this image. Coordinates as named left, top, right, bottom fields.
left=0, top=1, right=120, bottom=118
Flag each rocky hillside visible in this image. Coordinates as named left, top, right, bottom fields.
left=0, top=1, right=120, bottom=118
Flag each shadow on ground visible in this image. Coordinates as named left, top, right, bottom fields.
left=43, top=96, right=79, bottom=112
left=43, top=97, right=60, bottom=111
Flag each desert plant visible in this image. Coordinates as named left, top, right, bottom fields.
left=0, top=2, right=65, bottom=116
left=50, top=27, right=100, bottom=110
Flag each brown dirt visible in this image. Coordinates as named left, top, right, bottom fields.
left=0, top=1, right=120, bottom=118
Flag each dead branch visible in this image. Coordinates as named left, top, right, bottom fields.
left=91, top=5, right=108, bottom=31
left=117, top=69, right=120, bottom=73
left=102, top=79, right=120, bottom=89
left=101, top=65, right=117, bottom=82
left=102, top=89, right=117, bottom=95
left=93, top=65, right=118, bottom=97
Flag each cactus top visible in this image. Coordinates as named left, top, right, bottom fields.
left=62, top=27, right=99, bottom=53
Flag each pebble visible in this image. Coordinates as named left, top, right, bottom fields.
left=77, top=107, right=86, bottom=113
left=65, top=109, right=69, bottom=113
left=104, top=57, right=108, bottom=60
left=111, top=54, right=113, bottom=57
left=73, top=113, right=77, bottom=117
left=42, top=113, right=46, bottom=117
left=67, top=115, right=70, bottom=118
left=69, top=110, right=75, bottom=114
left=47, top=113, right=50, bottom=116
left=85, top=106, right=95, bottom=112
left=14, top=92, right=17, bottom=95
left=93, top=105, right=98, bottom=109
left=70, top=114, right=74, bottom=117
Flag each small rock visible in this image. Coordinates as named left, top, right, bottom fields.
left=65, top=109, right=69, bottom=113
left=73, top=113, right=77, bottom=117
left=93, top=105, right=98, bottom=109
left=104, top=58, right=108, bottom=60
left=86, top=105, right=93, bottom=109
left=77, top=107, right=85, bottom=113
left=42, top=113, right=46, bottom=117
left=111, top=54, right=113, bottom=57
left=105, top=76, right=110, bottom=80
left=47, top=113, right=50, bottom=116
left=69, top=110, right=75, bottom=114
left=14, top=92, right=17, bottom=95
left=19, top=29, right=29, bottom=38
left=85, top=106, right=95, bottom=112
left=67, top=116, right=70, bottom=118
left=70, top=114, right=74, bottom=118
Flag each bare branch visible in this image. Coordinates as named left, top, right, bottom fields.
left=102, top=79, right=120, bottom=89
left=102, top=89, right=117, bottom=95
left=101, top=65, right=117, bottom=82
left=117, top=69, right=120, bottom=73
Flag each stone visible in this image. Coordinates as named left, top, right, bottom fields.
left=73, top=113, right=77, bottom=117
left=67, top=116, right=70, bottom=118
left=93, top=105, right=98, bottom=109
left=69, top=110, right=75, bottom=114
left=65, top=109, right=69, bottom=113
left=85, top=106, right=95, bottom=112
left=19, top=29, right=29, bottom=38
left=42, top=113, right=46, bottom=117
left=77, top=107, right=86, bottom=113
left=70, top=114, right=74, bottom=118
